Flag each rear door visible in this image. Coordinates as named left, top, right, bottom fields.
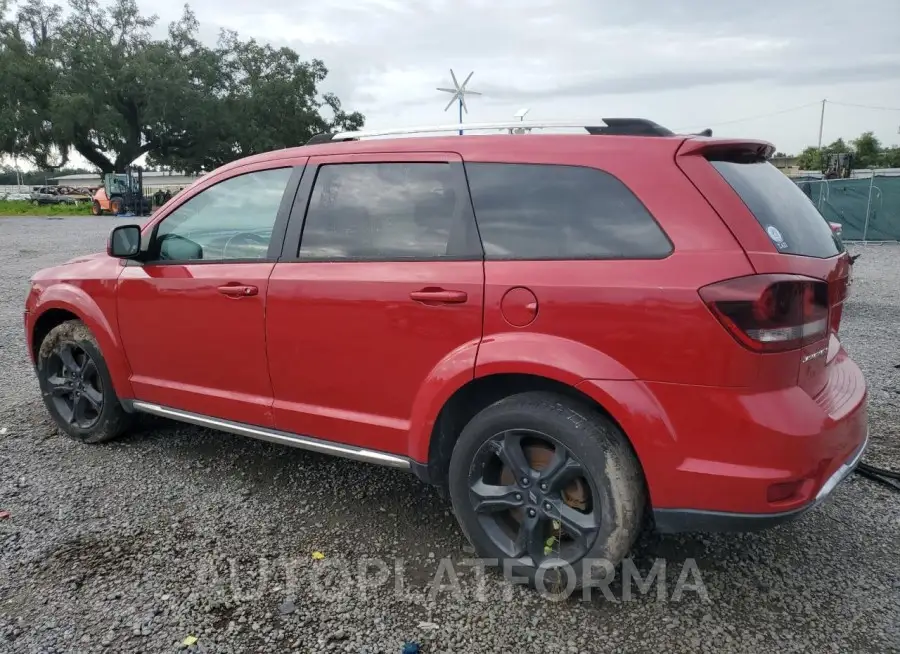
left=265, top=152, right=484, bottom=455
left=676, top=140, right=850, bottom=397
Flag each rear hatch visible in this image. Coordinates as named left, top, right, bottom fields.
left=676, top=139, right=851, bottom=398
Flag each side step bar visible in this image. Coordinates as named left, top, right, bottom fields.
left=130, top=401, right=411, bottom=470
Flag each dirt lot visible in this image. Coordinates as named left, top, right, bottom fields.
left=1, top=216, right=898, bottom=653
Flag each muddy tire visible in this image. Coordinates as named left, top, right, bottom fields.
left=448, top=391, right=645, bottom=593
left=91, top=200, right=102, bottom=216
left=36, top=320, right=132, bottom=444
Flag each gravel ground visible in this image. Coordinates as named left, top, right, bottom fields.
left=1, top=216, right=898, bottom=654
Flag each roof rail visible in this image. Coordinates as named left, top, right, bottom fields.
left=305, top=118, right=675, bottom=144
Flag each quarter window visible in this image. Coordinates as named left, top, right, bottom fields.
left=465, top=163, right=672, bottom=260
left=154, top=167, right=292, bottom=261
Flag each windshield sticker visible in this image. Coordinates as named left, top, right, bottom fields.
left=766, top=225, right=789, bottom=250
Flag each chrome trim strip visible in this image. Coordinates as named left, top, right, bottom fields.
left=332, top=120, right=608, bottom=140
left=130, top=401, right=411, bottom=470
left=815, top=429, right=869, bottom=502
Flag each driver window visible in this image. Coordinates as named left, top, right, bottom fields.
left=154, top=167, right=292, bottom=261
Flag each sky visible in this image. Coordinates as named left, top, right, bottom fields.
left=9, top=0, right=900, bottom=172
left=133, top=0, right=900, bottom=157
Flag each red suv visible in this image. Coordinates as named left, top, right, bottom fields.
left=25, top=119, right=867, bottom=589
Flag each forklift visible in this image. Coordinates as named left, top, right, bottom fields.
left=91, top=166, right=151, bottom=216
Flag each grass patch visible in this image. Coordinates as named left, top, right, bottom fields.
left=0, top=200, right=93, bottom=216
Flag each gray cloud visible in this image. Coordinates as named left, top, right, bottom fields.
left=477, top=60, right=900, bottom=101
left=125, top=0, right=900, bottom=152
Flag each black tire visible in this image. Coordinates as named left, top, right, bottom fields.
left=448, top=391, right=645, bottom=593
left=91, top=200, right=102, bottom=216
left=110, top=197, right=123, bottom=215
left=36, top=320, right=132, bottom=444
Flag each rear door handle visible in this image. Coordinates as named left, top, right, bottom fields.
left=217, top=284, right=258, bottom=297
left=409, top=289, right=468, bottom=304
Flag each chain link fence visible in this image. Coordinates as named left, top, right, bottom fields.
left=791, top=174, right=900, bottom=242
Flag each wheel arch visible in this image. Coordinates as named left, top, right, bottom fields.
left=28, top=290, right=134, bottom=400
left=413, top=372, right=651, bottom=494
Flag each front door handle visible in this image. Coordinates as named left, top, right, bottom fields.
left=217, top=284, right=258, bottom=297
left=409, top=288, right=468, bottom=304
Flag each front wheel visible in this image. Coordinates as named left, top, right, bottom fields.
left=91, top=200, right=102, bottom=215
left=36, top=320, right=132, bottom=443
left=448, top=391, right=646, bottom=593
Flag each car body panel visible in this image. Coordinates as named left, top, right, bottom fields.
left=266, top=151, right=484, bottom=456
left=26, top=256, right=134, bottom=399
left=585, top=346, right=867, bottom=515
left=116, top=261, right=277, bottom=426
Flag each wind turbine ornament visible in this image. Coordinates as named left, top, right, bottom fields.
left=437, top=69, right=481, bottom=135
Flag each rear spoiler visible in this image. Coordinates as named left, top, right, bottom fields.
left=677, top=138, right=775, bottom=160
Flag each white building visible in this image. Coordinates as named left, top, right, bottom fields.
left=49, top=171, right=203, bottom=190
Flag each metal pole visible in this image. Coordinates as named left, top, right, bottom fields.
left=862, top=170, right=875, bottom=245
left=459, top=97, right=463, bottom=136
left=817, top=99, right=826, bottom=149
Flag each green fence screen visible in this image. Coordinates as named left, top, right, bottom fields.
left=791, top=175, right=900, bottom=241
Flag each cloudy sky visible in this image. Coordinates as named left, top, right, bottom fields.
left=123, top=0, right=900, bottom=155
left=28, top=0, right=885, bottom=160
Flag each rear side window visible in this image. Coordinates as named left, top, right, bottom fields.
left=299, top=163, right=477, bottom=260
left=709, top=160, right=839, bottom=258
left=465, top=163, right=672, bottom=260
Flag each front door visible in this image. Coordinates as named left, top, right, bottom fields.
left=117, top=164, right=301, bottom=426
left=266, top=152, right=485, bottom=455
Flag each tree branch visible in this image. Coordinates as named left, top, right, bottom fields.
left=72, top=134, right=114, bottom=173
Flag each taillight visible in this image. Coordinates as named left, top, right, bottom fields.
left=699, top=274, right=829, bottom=352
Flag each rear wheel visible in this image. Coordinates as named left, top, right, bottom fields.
left=109, top=197, right=123, bottom=215
left=36, top=320, right=132, bottom=444
left=448, top=391, right=645, bottom=593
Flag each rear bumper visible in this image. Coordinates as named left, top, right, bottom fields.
left=653, top=429, right=868, bottom=533
left=577, top=346, right=868, bottom=529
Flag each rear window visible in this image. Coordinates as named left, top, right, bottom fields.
left=465, top=162, right=672, bottom=260
left=710, top=160, right=840, bottom=258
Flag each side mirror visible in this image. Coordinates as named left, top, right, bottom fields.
left=108, top=224, right=142, bottom=258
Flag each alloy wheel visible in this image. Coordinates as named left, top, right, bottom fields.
left=467, top=429, right=600, bottom=568
left=44, top=343, right=104, bottom=429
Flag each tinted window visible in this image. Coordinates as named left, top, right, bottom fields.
left=300, top=163, right=476, bottom=260
left=154, top=167, right=292, bottom=261
left=710, top=160, right=840, bottom=258
left=465, top=163, right=671, bottom=260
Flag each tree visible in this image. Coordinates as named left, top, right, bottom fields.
left=852, top=132, right=882, bottom=168
left=880, top=146, right=900, bottom=168
left=795, top=133, right=900, bottom=172
left=148, top=29, right=364, bottom=173
left=0, top=0, right=363, bottom=173
left=796, top=146, right=823, bottom=171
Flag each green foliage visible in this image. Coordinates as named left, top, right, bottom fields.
left=0, top=0, right=364, bottom=173
left=796, top=146, right=823, bottom=171
left=0, top=199, right=92, bottom=215
left=794, top=134, right=899, bottom=172
left=852, top=132, right=882, bottom=168
left=882, top=147, right=900, bottom=168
